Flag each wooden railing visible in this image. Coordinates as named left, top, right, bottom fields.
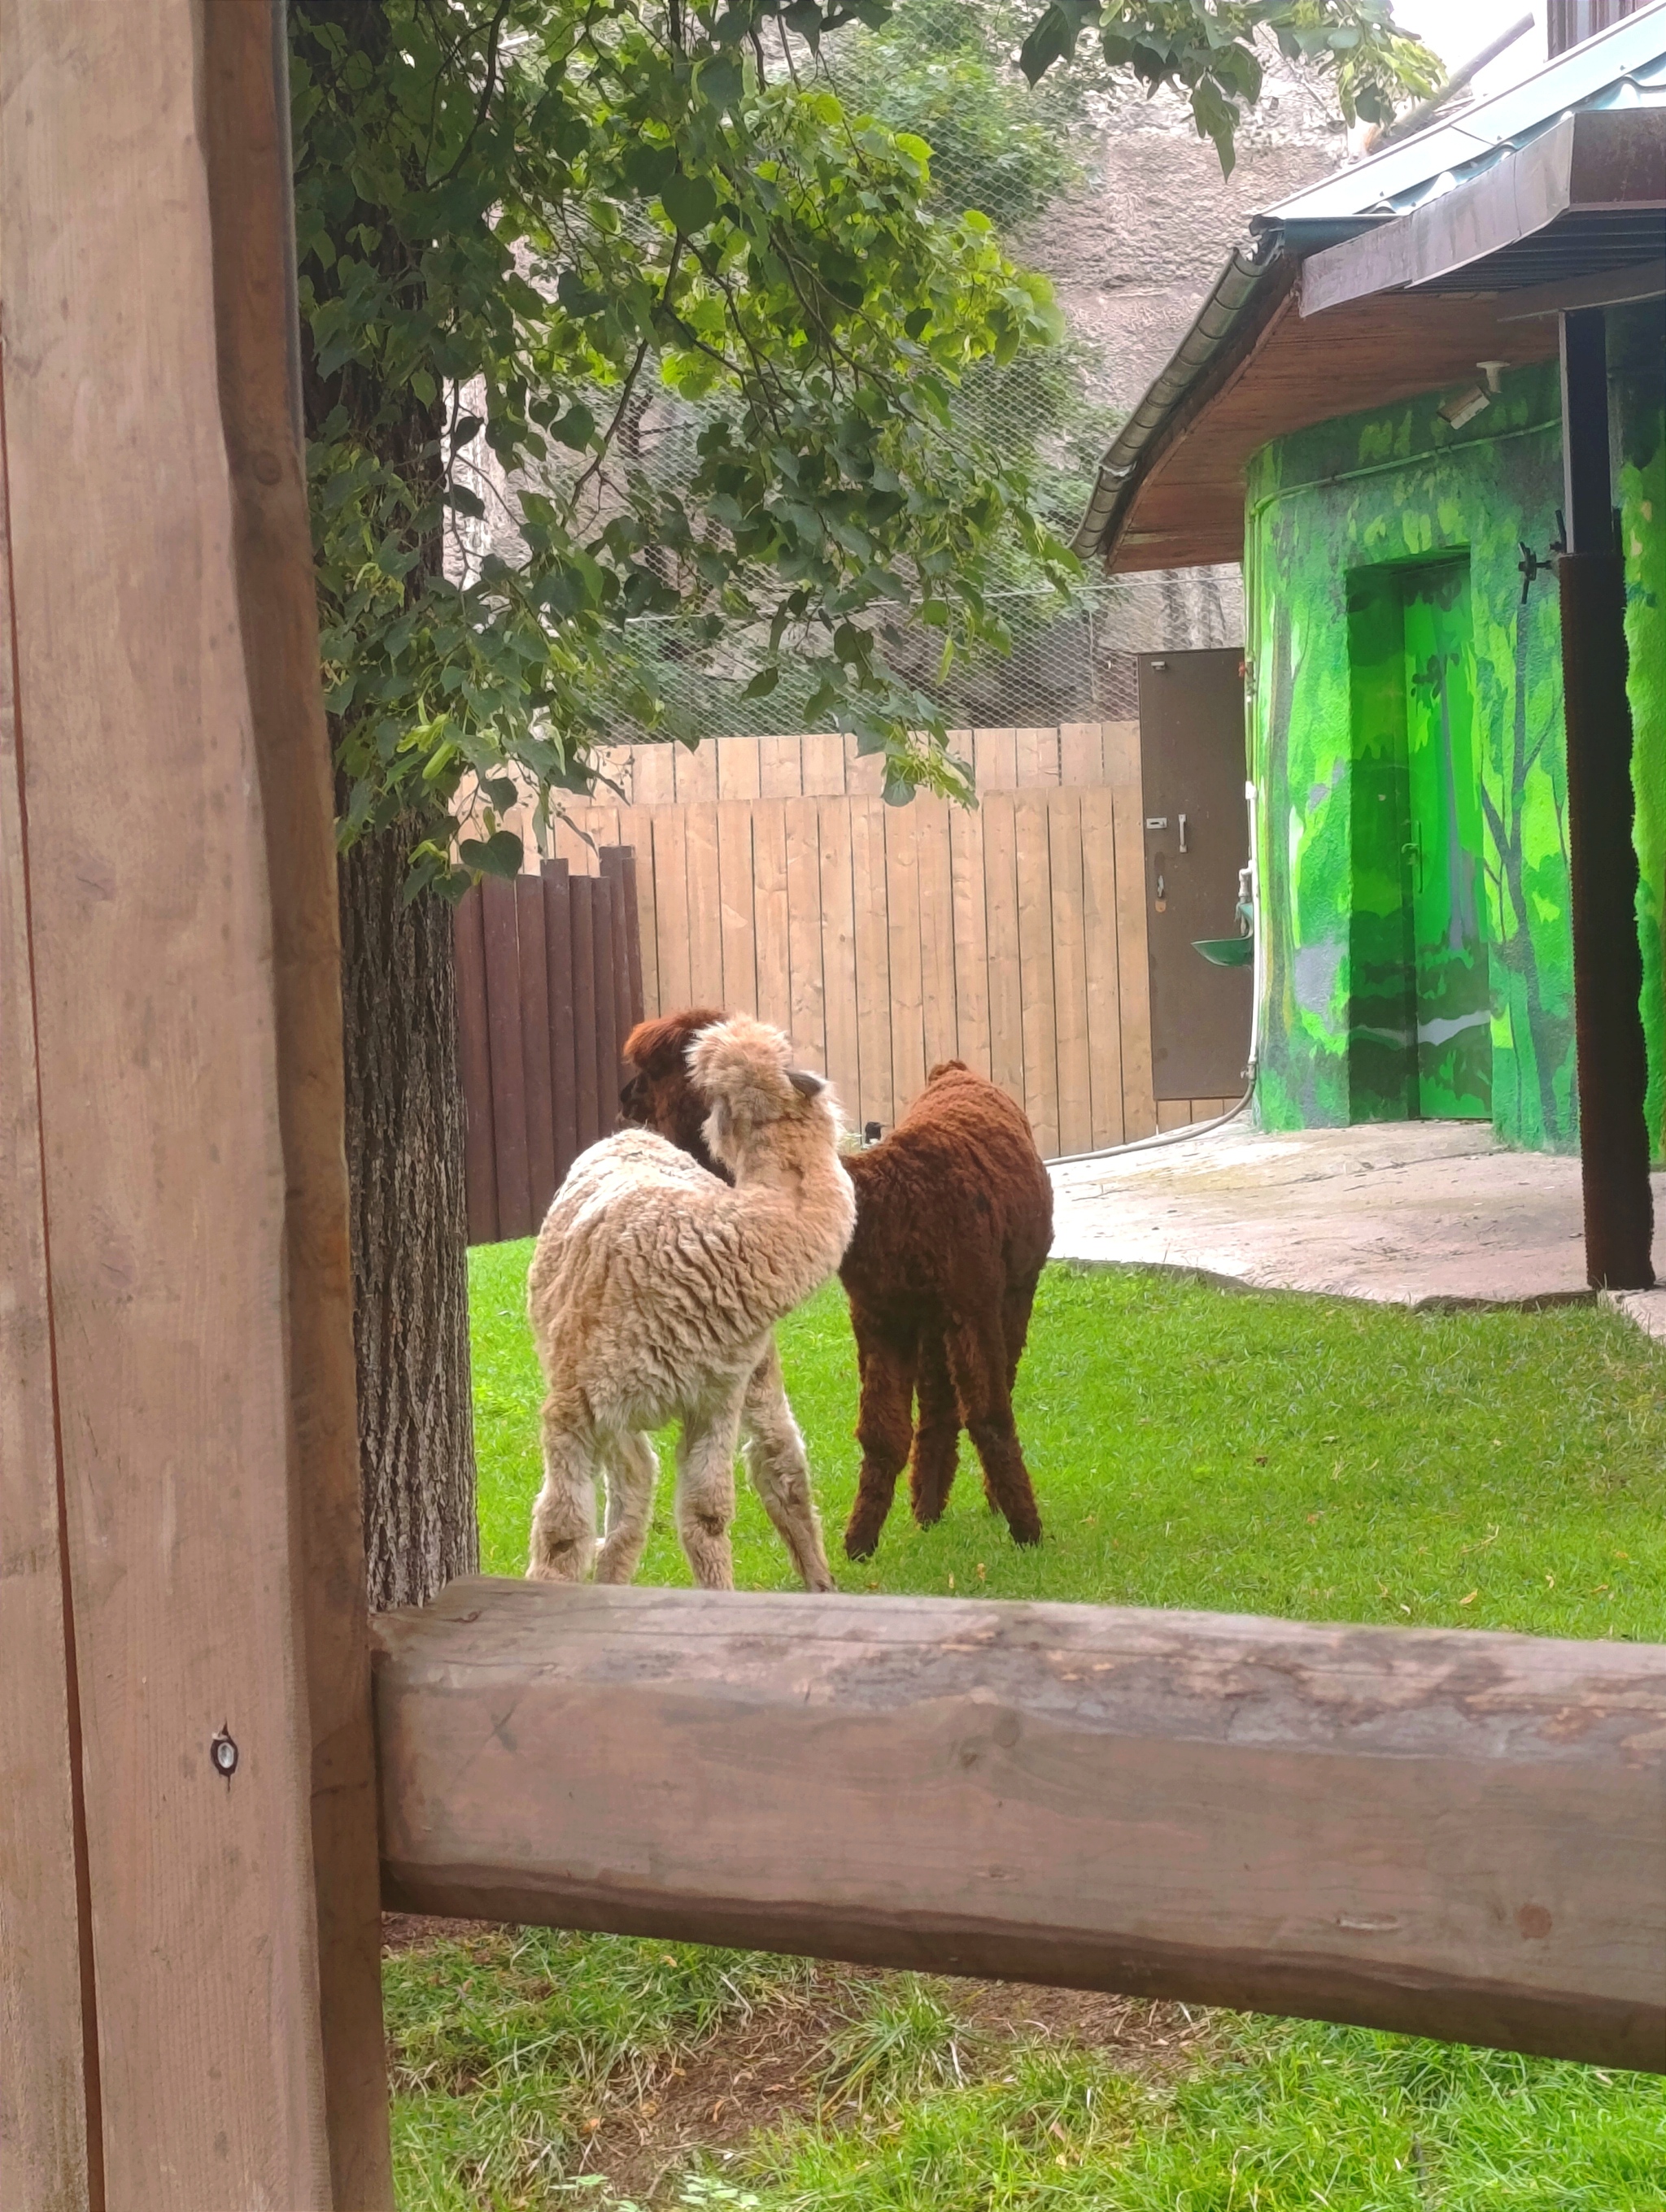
left=373, top=1579, right=1666, bottom=2075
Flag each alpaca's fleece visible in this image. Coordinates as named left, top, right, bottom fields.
left=618, top=1012, right=1053, bottom=1559
left=526, top=1017, right=853, bottom=1589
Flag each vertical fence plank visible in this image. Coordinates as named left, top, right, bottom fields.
left=1060, top=721, right=1106, bottom=788
left=844, top=733, right=885, bottom=797
left=785, top=797, right=827, bottom=1076
left=569, top=874, right=601, bottom=1152
left=885, top=799, right=927, bottom=1114
left=617, top=847, right=647, bottom=1028
left=613, top=812, right=657, bottom=1017
left=542, top=861, right=580, bottom=1185
left=801, top=731, right=846, bottom=795
left=516, top=877, right=557, bottom=1224
left=818, top=800, right=862, bottom=1126
left=1079, top=786, right=1127, bottom=1151
left=4, top=5, right=339, bottom=2188
left=1014, top=795, right=1060, bottom=1157
left=717, top=803, right=758, bottom=1014
left=850, top=795, right=894, bottom=1131
left=650, top=810, right=692, bottom=1013
left=949, top=799, right=990, bottom=1080
left=482, top=877, right=534, bottom=1238
left=453, top=888, right=499, bottom=1243
left=760, top=735, right=803, bottom=797
left=717, top=736, right=762, bottom=800
left=600, top=850, right=636, bottom=1064
left=0, top=346, right=94, bottom=2210
left=685, top=803, right=725, bottom=1008
left=674, top=738, right=718, bottom=803
left=1049, top=793, right=1092, bottom=1158
left=633, top=741, right=676, bottom=808
left=1014, top=726, right=1060, bottom=788
left=202, top=17, right=396, bottom=2188
left=975, top=727, right=1018, bottom=795
left=1106, top=719, right=1156, bottom=1139
left=591, top=873, right=621, bottom=1138
left=983, top=795, right=1024, bottom=1111
left=916, top=796, right=958, bottom=1076
left=752, top=800, right=792, bottom=1037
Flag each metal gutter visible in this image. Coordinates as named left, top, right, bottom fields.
left=1067, top=240, right=1276, bottom=558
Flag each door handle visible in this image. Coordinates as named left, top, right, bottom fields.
left=1178, top=812, right=1188, bottom=855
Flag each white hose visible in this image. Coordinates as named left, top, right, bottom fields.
left=1049, top=775, right=1263, bottom=1169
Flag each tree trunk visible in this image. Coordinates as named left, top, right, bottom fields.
left=339, top=821, right=478, bottom=1609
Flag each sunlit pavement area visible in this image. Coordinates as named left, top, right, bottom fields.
left=1049, top=1117, right=1666, bottom=1321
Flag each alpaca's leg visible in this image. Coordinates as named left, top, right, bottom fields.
left=528, top=1396, right=599, bottom=1582
left=844, top=1322, right=917, bottom=1561
left=909, top=1328, right=960, bottom=1528
left=674, top=1384, right=745, bottom=1591
left=742, top=1338, right=835, bottom=1592
left=944, top=1319, right=1042, bottom=1548
left=982, top=1270, right=1042, bottom=1515
left=595, top=1430, right=659, bottom=1585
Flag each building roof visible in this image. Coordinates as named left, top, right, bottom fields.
left=1072, top=2, right=1666, bottom=567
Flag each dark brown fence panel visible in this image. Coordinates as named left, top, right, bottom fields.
left=541, top=858, right=579, bottom=1184
left=482, top=877, right=534, bottom=1240
left=592, top=872, right=620, bottom=1136
left=516, top=875, right=557, bottom=1225
left=452, top=886, right=499, bottom=1245
left=455, top=850, right=643, bottom=1243
left=600, top=845, right=643, bottom=1036
left=569, top=874, right=600, bottom=1154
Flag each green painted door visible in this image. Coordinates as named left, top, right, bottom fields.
left=1402, top=561, right=1489, bottom=1118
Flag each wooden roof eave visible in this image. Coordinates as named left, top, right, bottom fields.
left=1096, top=271, right=1562, bottom=577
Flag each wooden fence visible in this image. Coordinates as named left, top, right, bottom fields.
left=525, top=723, right=1236, bottom=1159
left=452, top=848, right=644, bottom=1244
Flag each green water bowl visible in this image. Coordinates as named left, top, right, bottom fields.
left=1193, top=935, right=1253, bottom=969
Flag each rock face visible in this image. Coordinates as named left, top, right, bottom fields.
left=1018, top=69, right=1349, bottom=664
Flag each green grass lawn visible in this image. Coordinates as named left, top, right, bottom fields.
left=389, top=1252, right=1666, bottom=2210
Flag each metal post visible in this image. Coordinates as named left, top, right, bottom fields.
left=1558, top=307, right=1654, bottom=1289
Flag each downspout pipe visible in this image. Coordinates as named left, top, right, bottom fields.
left=1558, top=305, right=1655, bottom=1289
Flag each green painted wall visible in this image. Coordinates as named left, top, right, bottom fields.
left=1614, top=303, right=1666, bottom=1156
left=1246, top=361, right=1575, bottom=1149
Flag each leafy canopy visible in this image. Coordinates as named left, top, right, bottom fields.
left=290, top=0, right=1431, bottom=894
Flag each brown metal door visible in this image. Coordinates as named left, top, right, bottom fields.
left=1138, top=650, right=1253, bottom=1100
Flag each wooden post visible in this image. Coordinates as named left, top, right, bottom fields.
left=1559, top=307, right=1655, bottom=1289
left=374, top=1581, right=1666, bottom=2075
left=2, top=2, right=393, bottom=2197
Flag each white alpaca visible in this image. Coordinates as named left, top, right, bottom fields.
left=526, top=1016, right=856, bottom=1591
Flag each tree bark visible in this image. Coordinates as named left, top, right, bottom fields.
left=339, top=822, right=478, bottom=1609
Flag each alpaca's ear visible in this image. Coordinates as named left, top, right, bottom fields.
left=787, top=1068, right=826, bottom=1099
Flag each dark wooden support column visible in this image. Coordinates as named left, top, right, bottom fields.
left=1558, top=307, right=1654, bottom=1290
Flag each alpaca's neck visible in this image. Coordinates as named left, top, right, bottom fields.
left=726, top=1117, right=855, bottom=1274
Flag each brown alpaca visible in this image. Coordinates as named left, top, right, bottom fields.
left=619, top=1011, right=1053, bottom=1557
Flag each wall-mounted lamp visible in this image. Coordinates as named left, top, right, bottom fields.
left=1439, top=385, right=1492, bottom=429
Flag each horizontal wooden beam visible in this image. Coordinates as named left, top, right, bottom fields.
left=373, top=1578, right=1666, bottom=2072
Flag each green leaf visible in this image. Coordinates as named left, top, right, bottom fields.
left=661, top=172, right=719, bottom=237
left=458, top=830, right=525, bottom=880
